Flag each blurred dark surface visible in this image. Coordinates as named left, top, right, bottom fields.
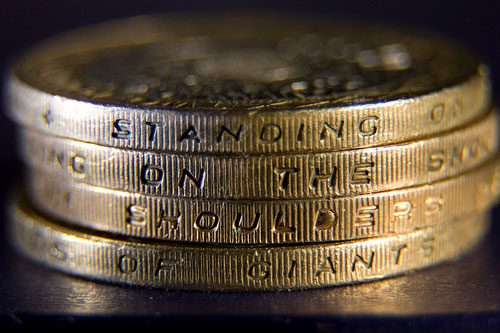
left=0, top=1, right=499, bottom=331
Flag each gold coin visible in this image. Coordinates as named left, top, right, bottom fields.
left=19, top=111, right=498, bottom=199
left=26, top=157, right=500, bottom=244
left=10, top=197, right=490, bottom=291
left=6, top=14, right=490, bottom=153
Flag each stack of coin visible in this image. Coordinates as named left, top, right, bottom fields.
left=5, top=15, right=499, bottom=291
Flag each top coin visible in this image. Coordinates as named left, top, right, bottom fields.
left=6, top=14, right=490, bottom=153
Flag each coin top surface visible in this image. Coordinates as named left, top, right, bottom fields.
left=14, top=15, right=480, bottom=111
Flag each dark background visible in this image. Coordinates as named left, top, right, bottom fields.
left=0, top=1, right=499, bottom=332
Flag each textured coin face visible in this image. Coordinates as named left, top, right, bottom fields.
left=10, top=197, right=490, bottom=291
left=25, top=157, right=500, bottom=244
left=18, top=112, right=499, bottom=199
left=16, top=15, right=479, bottom=110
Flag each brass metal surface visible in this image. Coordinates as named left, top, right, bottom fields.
left=6, top=15, right=491, bottom=153
left=25, top=157, right=500, bottom=244
left=5, top=13, right=499, bottom=296
left=10, top=197, right=490, bottom=291
left=18, top=111, right=498, bottom=199
left=7, top=72, right=489, bottom=154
